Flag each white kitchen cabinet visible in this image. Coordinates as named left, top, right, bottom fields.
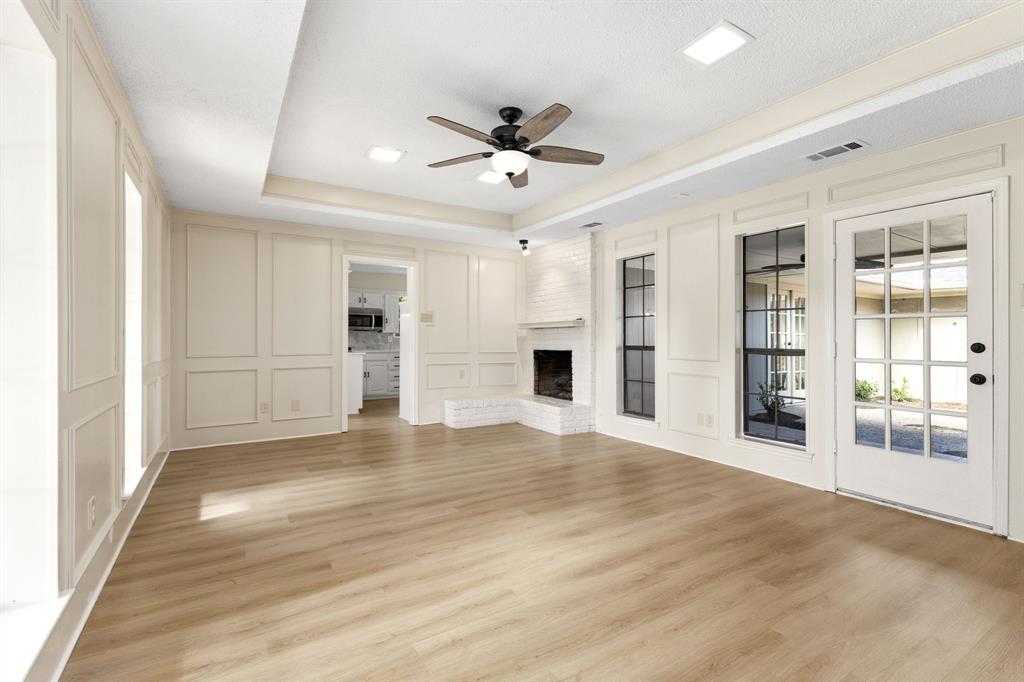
left=361, top=292, right=386, bottom=309
left=382, top=294, right=401, bottom=334
left=349, top=290, right=365, bottom=307
left=347, top=353, right=364, bottom=414
left=365, top=360, right=390, bottom=395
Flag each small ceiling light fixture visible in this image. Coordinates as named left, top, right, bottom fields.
left=679, top=20, right=754, bottom=66
left=491, top=150, right=530, bottom=178
left=367, top=145, right=405, bottom=163
left=520, top=239, right=530, bottom=256
left=669, top=191, right=690, bottom=198
left=476, top=170, right=506, bottom=184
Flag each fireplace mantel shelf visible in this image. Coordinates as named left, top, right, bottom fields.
left=519, top=319, right=585, bottom=329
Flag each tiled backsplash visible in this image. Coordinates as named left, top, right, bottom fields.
left=349, top=330, right=399, bottom=351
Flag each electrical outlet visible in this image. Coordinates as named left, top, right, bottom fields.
left=704, top=414, right=715, bottom=428
left=291, top=399, right=301, bottom=412
left=87, top=496, right=96, bottom=530
left=259, top=402, right=270, bottom=414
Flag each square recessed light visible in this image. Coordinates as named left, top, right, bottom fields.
left=679, top=20, right=753, bottom=66
left=477, top=170, right=505, bottom=184
left=367, top=145, right=405, bottom=163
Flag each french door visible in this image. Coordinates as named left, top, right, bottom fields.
left=835, top=193, right=993, bottom=527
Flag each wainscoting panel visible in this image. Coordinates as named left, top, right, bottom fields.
left=426, top=363, right=471, bottom=389
left=733, top=193, right=808, bottom=225
left=186, top=225, right=258, bottom=358
left=478, top=361, right=518, bottom=387
left=666, top=372, right=719, bottom=439
left=185, top=369, right=258, bottom=429
left=424, top=251, right=469, bottom=353
left=477, top=257, right=517, bottom=353
left=271, top=366, right=333, bottom=422
left=69, top=37, right=119, bottom=389
left=71, top=405, right=117, bottom=575
left=667, top=216, right=719, bottom=362
left=272, top=234, right=332, bottom=356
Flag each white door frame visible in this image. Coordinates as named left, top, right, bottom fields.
left=823, top=177, right=1010, bottom=536
left=341, top=254, right=418, bottom=432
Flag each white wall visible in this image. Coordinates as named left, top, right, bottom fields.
left=9, top=0, right=173, bottom=679
left=592, top=117, right=1024, bottom=540
left=170, top=210, right=521, bottom=449
left=349, top=271, right=406, bottom=292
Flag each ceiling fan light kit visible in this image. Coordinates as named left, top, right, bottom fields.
left=427, top=103, right=605, bottom=188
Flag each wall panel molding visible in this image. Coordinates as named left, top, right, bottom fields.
left=271, top=233, right=333, bottom=357
left=827, top=145, right=1004, bottom=204
left=614, top=231, right=657, bottom=252
left=426, top=363, right=471, bottom=389
left=343, top=240, right=416, bottom=259
left=185, top=224, right=258, bottom=358
left=478, top=361, right=518, bottom=387
left=68, top=402, right=118, bottom=579
left=185, top=369, right=258, bottom=429
left=733, top=193, right=809, bottom=225
left=271, top=366, right=333, bottom=422
left=423, top=250, right=470, bottom=353
left=477, top=256, right=518, bottom=353
left=666, top=372, right=719, bottom=439
left=667, top=215, right=719, bottom=362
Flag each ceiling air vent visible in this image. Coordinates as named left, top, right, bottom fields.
left=806, top=139, right=869, bottom=162
left=579, top=221, right=603, bottom=229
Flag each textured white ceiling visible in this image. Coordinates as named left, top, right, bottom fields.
left=269, top=0, right=1008, bottom=214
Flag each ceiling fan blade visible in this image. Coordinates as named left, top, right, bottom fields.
left=509, top=169, right=528, bottom=188
left=530, top=145, right=604, bottom=165
left=515, top=103, right=571, bottom=144
left=427, top=152, right=493, bottom=168
left=427, top=116, right=498, bottom=146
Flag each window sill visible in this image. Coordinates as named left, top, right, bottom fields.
left=0, top=594, right=70, bottom=682
left=611, top=413, right=661, bottom=430
left=727, top=436, right=814, bottom=462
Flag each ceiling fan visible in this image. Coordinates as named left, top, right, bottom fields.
left=426, top=104, right=604, bottom=188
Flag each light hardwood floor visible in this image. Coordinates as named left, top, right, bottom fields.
left=63, top=399, right=1023, bottom=681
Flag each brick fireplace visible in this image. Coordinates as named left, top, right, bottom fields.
left=534, top=350, right=573, bottom=401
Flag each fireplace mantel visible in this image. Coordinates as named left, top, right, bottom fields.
left=518, top=318, right=585, bottom=329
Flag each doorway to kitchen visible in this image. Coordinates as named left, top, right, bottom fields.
left=342, top=256, right=418, bottom=431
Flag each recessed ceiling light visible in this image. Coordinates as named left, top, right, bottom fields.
left=367, top=145, right=405, bottom=163
left=477, top=170, right=505, bottom=184
left=679, top=20, right=753, bottom=66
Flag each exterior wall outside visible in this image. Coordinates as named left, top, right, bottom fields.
left=591, top=118, right=1024, bottom=541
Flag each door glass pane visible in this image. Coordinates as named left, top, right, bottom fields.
left=625, top=350, right=642, bottom=381
left=890, top=410, right=925, bottom=455
left=746, top=353, right=769, bottom=393
left=890, top=270, right=924, bottom=313
left=855, top=407, right=885, bottom=448
left=890, top=317, right=924, bottom=360
left=624, top=257, right=644, bottom=287
left=642, top=382, right=655, bottom=415
left=746, top=394, right=775, bottom=440
left=890, top=364, right=924, bottom=408
left=744, top=272, right=773, bottom=310
left=855, top=363, right=885, bottom=403
left=744, top=311, right=770, bottom=348
left=855, top=275, right=885, bottom=314
left=777, top=398, right=806, bottom=445
left=854, top=319, right=884, bottom=359
left=929, top=215, right=967, bottom=264
left=625, top=317, right=642, bottom=346
left=777, top=227, right=805, bottom=270
left=643, top=255, right=656, bottom=285
left=930, top=317, right=966, bottom=361
left=625, top=288, right=643, bottom=316
left=890, top=222, right=924, bottom=267
left=745, top=230, right=776, bottom=273
left=931, top=414, right=967, bottom=460
left=930, top=366, right=966, bottom=412
left=930, top=266, right=967, bottom=312
left=643, top=317, right=655, bottom=345
left=855, top=229, right=885, bottom=270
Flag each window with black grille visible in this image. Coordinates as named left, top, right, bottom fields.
left=622, top=254, right=655, bottom=419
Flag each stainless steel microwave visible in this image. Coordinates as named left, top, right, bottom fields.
left=349, top=307, right=383, bottom=331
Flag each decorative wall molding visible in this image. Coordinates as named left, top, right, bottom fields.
left=185, top=369, right=258, bottom=429
left=476, top=256, right=518, bottom=353
left=426, top=362, right=471, bottom=389
left=271, top=232, right=333, bottom=357
left=270, top=366, right=333, bottom=422
left=343, top=240, right=417, bottom=259
left=68, top=402, right=119, bottom=579
left=733, top=193, right=809, bottom=225
left=667, top=215, right=719, bottom=362
left=423, top=250, right=470, bottom=353
left=478, top=361, right=519, bottom=387
left=827, top=145, right=1004, bottom=204
left=614, top=231, right=658, bottom=252
left=666, top=372, right=719, bottom=439
left=185, top=224, right=259, bottom=358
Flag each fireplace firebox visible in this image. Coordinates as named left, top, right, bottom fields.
left=534, top=350, right=572, bottom=401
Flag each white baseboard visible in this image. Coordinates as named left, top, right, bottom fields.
left=25, top=448, right=169, bottom=682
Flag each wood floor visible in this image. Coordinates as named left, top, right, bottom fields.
left=63, top=399, right=1023, bottom=681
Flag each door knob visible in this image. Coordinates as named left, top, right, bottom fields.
left=970, top=342, right=986, bottom=353
left=969, top=373, right=986, bottom=385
